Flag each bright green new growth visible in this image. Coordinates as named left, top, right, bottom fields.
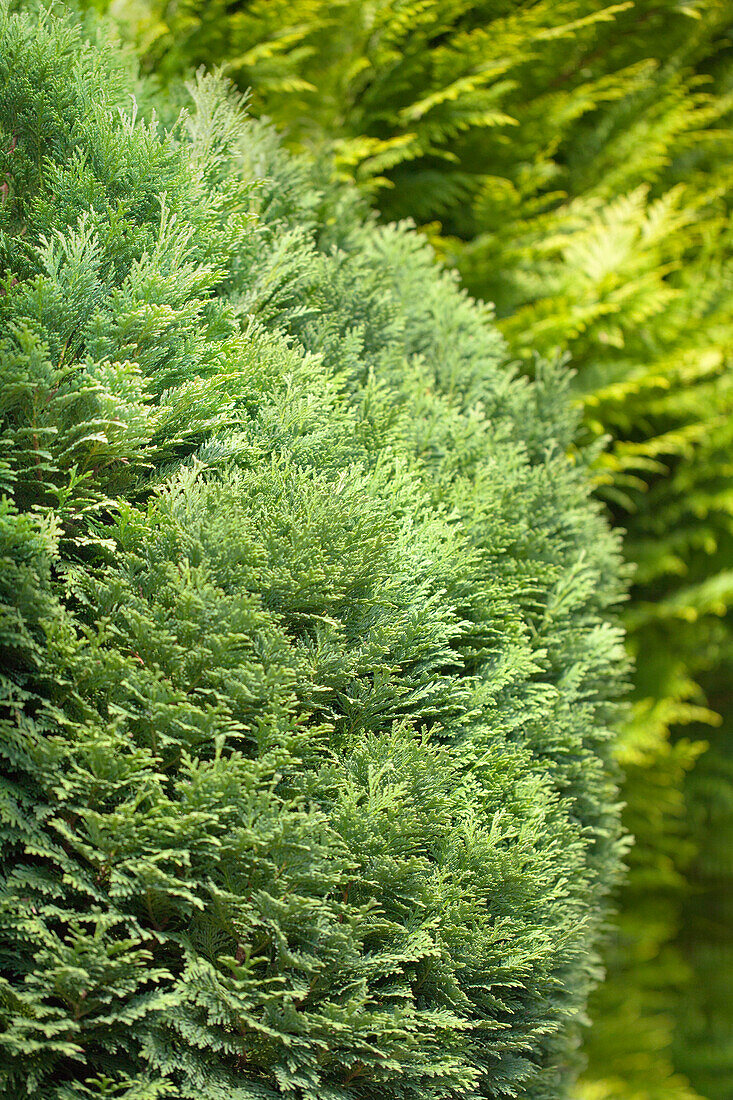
left=0, top=6, right=627, bottom=1098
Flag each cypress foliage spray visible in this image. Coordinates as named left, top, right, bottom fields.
left=0, top=6, right=626, bottom=1097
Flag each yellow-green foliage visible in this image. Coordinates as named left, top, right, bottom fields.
left=94, top=2, right=733, bottom=1097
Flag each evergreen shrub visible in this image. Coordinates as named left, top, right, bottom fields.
left=0, top=6, right=626, bottom=1097
left=98, top=3, right=733, bottom=1094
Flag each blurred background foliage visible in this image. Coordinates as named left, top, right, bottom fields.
left=89, top=1, right=733, bottom=1097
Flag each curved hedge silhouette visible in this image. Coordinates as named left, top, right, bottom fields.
left=0, top=6, right=626, bottom=1097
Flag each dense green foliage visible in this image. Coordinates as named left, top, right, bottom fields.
left=99, top=2, right=733, bottom=1095
left=0, top=6, right=627, bottom=1097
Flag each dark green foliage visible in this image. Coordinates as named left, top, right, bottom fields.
left=0, top=6, right=627, bottom=1098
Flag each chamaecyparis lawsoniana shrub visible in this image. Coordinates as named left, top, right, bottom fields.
left=0, top=6, right=627, bottom=1097
left=95, top=3, right=733, bottom=1095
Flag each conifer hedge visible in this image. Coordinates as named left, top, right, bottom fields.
left=99, top=2, right=733, bottom=1095
left=0, top=6, right=627, bottom=1097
